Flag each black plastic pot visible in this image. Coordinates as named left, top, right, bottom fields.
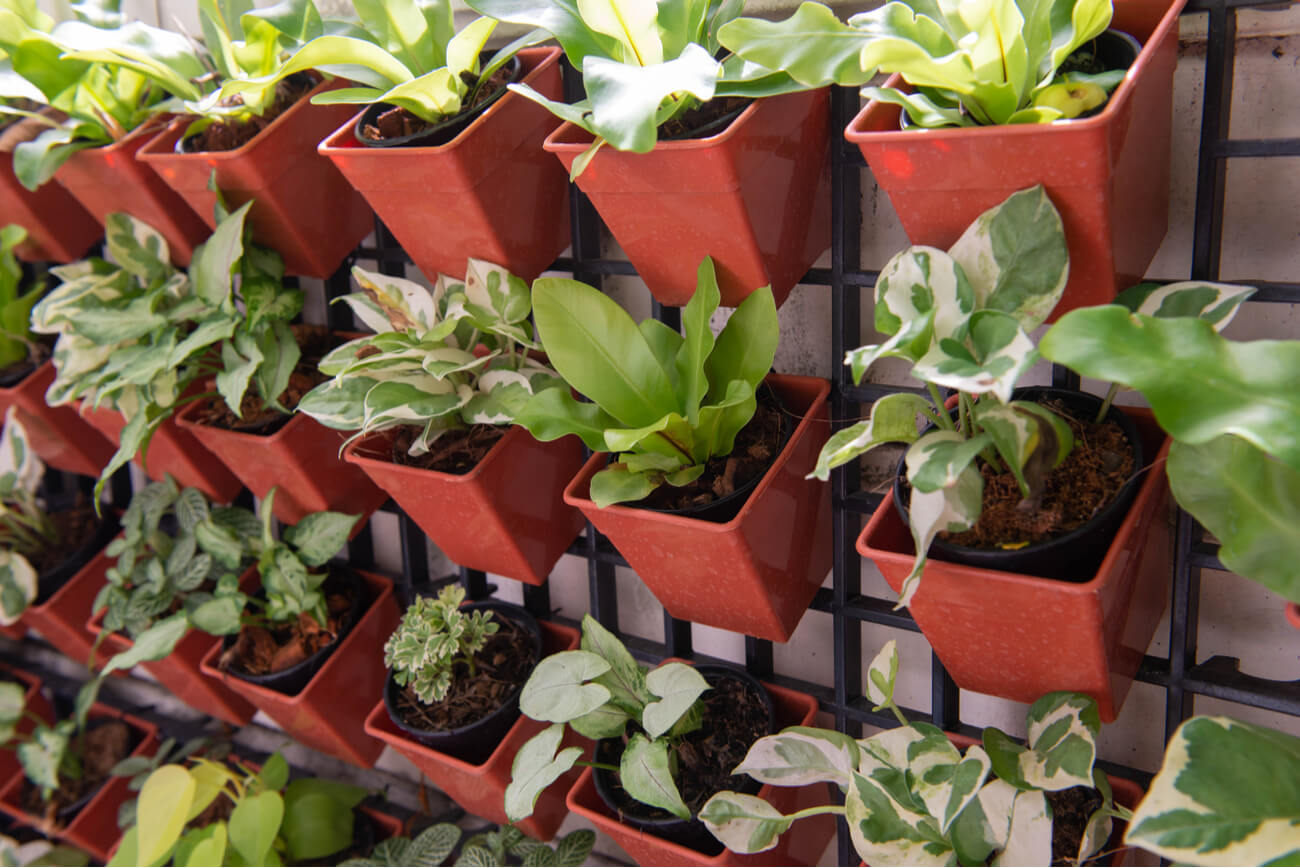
left=659, top=98, right=750, bottom=142
left=42, top=714, right=143, bottom=823
left=177, top=72, right=320, bottom=154
left=222, top=564, right=369, bottom=696
left=382, top=601, right=541, bottom=765
left=894, top=387, right=1146, bottom=582
left=33, top=507, right=120, bottom=607
left=591, top=663, right=776, bottom=856
left=353, top=56, right=523, bottom=149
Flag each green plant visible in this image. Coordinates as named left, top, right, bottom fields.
left=0, top=224, right=45, bottom=371
left=808, top=186, right=1077, bottom=606
left=1039, top=281, right=1300, bottom=604
left=108, top=750, right=368, bottom=866
left=29, top=200, right=303, bottom=501
left=718, top=0, right=1124, bottom=128
left=515, top=256, right=778, bottom=508
left=463, top=0, right=803, bottom=177
left=341, top=822, right=596, bottom=867
left=0, top=682, right=94, bottom=804
left=0, top=833, right=89, bottom=866
left=384, top=584, right=498, bottom=705
left=700, top=640, right=1129, bottom=865
left=505, top=614, right=710, bottom=822
left=297, top=260, right=562, bottom=455
left=0, top=407, right=53, bottom=625
left=209, top=0, right=543, bottom=134
left=1122, top=716, right=1300, bottom=865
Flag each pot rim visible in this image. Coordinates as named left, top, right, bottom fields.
left=544, top=91, right=772, bottom=154
left=343, top=422, right=521, bottom=485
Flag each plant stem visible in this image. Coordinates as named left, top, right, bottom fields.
left=575, top=760, right=620, bottom=773
left=785, top=804, right=847, bottom=820
left=927, top=384, right=955, bottom=431
left=1096, top=382, right=1121, bottom=423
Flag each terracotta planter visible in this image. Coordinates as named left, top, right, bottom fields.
left=1287, top=603, right=1300, bottom=630
left=0, top=668, right=52, bottom=786
left=566, top=680, right=834, bottom=867
left=85, top=601, right=255, bottom=727
left=0, top=154, right=100, bottom=262
left=363, top=619, right=587, bottom=840
left=543, top=89, right=830, bottom=309
left=318, top=47, right=569, bottom=283
left=199, top=568, right=399, bottom=767
left=563, top=374, right=831, bottom=642
left=344, top=425, right=585, bottom=585
left=175, top=398, right=389, bottom=526
left=138, top=77, right=373, bottom=279
left=54, top=122, right=209, bottom=267
left=0, top=362, right=114, bottom=477
left=844, top=0, right=1186, bottom=323
left=857, top=407, right=1172, bottom=722
left=77, top=400, right=242, bottom=504
left=0, top=705, right=158, bottom=863
left=21, top=519, right=120, bottom=670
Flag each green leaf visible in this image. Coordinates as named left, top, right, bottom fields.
left=580, top=614, right=650, bottom=711
left=465, top=0, right=623, bottom=69
left=699, top=791, right=793, bottom=854
left=676, top=257, right=719, bottom=426
left=703, top=285, right=778, bottom=404
left=718, top=3, right=873, bottom=87
left=259, top=752, right=289, bottom=791
left=284, top=510, right=359, bottom=567
left=845, top=768, right=951, bottom=866
left=642, top=662, right=708, bottom=739
left=732, top=726, right=860, bottom=787
left=898, top=444, right=984, bottom=607
left=553, top=829, right=596, bottom=867
left=809, top=392, right=928, bottom=480
left=588, top=462, right=661, bottom=507
left=135, top=765, right=195, bottom=866
left=1114, top=280, right=1255, bottom=330
left=100, top=613, right=189, bottom=677
left=191, top=202, right=251, bottom=308
left=519, top=650, right=612, bottom=722
left=621, top=734, right=689, bottom=819
left=229, top=790, right=283, bottom=865
left=506, top=724, right=584, bottom=823
left=582, top=43, right=718, bottom=152
left=874, top=246, right=974, bottom=347
left=282, top=784, right=357, bottom=861
left=179, top=822, right=227, bottom=868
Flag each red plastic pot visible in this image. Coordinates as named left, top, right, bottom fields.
left=21, top=548, right=117, bottom=670
left=857, top=407, right=1172, bottom=722
left=318, top=47, right=570, bottom=283
left=138, top=77, right=373, bottom=279
left=77, top=400, right=242, bottom=504
left=0, top=154, right=100, bottom=262
left=54, top=122, right=209, bottom=267
left=844, top=0, right=1186, bottom=323
left=344, top=425, right=585, bottom=586
left=0, top=667, right=52, bottom=786
left=199, top=568, right=400, bottom=767
left=543, top=89, right=830, bottom=309
left=566, top=679, right=834, bottom=867
left=364, top=619, right=586, bottom=840
left=175, top=398, right=389, bottom=526
left=0, top=705, right=158, bottom=863
left=563, top=374, right=831, bottom=642
left=1287, top=603, right=1300, bottom=630
left=0, top=362, right=114, bottom=477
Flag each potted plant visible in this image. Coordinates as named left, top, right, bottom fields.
left=363, top=588, right=584, bottom=841
left=107, top=750, right=373, bottom=866
left=196, top=489, right=399, bottom=767
left=815, top=186, right=1175, bottom=719
left=343, top=822, right=595, bottom=867
left=0, top=110, right=100, bottom=263
left=514, top=257, right=831, bottom=642
left=721, top=0, right=1186, bottom=320
left=700, top=641, right=1147, bottom=865
left=0, top=225, right=112, bottom=479
left=0, top=2, right=210, bottom=264
left=136, top=0, right=373, bottom=279
left=465, top=0, right=829, bottom=308
left=300, top=260, right=586, bottom=587
left=0, top=685, right=158, bottom=864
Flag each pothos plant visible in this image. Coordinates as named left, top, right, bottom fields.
left=463, top=0, right=804, bottom=177
left=0, top=407, right=53, bottom=626
left=700, top=640, right=1130, bottom=865
left=29, top=200, right=303, bottom=501
left=0, top=224, right=45, bottom=372
left=0, top=680, right=113, bottom=808
left=718, top=0, right=1123, bottom=128
left=505, top=614, right=712, bottom=823
left=384, top=584, right=498, bottom=705
left=516, top=257, right=779, bottom=508
left=809, top=186, right=1076, bottom=607
left=297, top=259, right=562, bottom=456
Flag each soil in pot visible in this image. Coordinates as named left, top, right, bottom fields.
left=1046, top=785, right=1105, bottom=865
left=19, top=718, right=137, bottom=827
left=358, top=57, right=523, bottom=146
left=658, top=96, right=750, bottom=141
left=181, top=74, right=317, bottom=153
left=388, top=424, right=507, bottom=475
left=28, top=503, right=118, bottom=607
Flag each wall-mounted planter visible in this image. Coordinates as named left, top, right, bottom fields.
left=0, top=705, right=158, bottom=863
left=176, top=399, right=389, bottom=526
left=857, top=407, right=1172, bottom=722
left=565, top=679, right=834, bottom=867
left=563, top=374, right=831, bottom=642
left=0, top=667, right=52, bottom=785
left=363, top=619, right=586, bottom=841
left=138, top=78, right=373, bottom=279
left=318, top=47, right=570, bottom=283
left=844, top=0, right=1186, bottom=323
left=77, top=400, right=242, bottom=504
left=543, top=89, right=830, bottom=309
left=199, top=569, right=399, bottom=767
left=54, top=121, right=209, bottom=267
left=0, top=154, right=100, bottom=262
left=0, top=361, right=114, bottom=478
left=1287, top=603, right=1300, bottom=630
left=344, top=425, right=585, bottom=586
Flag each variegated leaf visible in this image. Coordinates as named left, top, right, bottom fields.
left=296, top=376, right=379, bottom=431
left=939, top=746, right=993, bottom=834
left=808, top=392, right=929, bottom=480
left=421, top=347, right=494, bottom=380
left=621, top=733, right=690, bottom=819
left=906, top=429, right=993, bottom=494
left=865, top=639, right=900, bottom=709
left=874, top=246, right=975, bottom=345
left=699, top=792, right=792, bottom=854
left=991, top=789, right=1052, bottom=866
left=0, top=551, right=37, bottom=626
left=846, top=308, right=937, bottom=380
left=1077, top=803, right=1113, bottom=863
left=906, top=728, right=964, bottom=824
left=362, top=375, right=469, bottom=429
left=103, top=213, right=172, bottom=285
left=972, top=401, right=1072, bottom=500
left=464, top=258, right=531, bottom=326
left=350, top=266, right=437, bottom=332
left=846, top=769, right=952, bottom=866
left=506, top=724, right=585, bottom=823
left=898, top=457, right=983, bottom=607
left=950, top=777, right=1016, bottom=865
left=733, top=727, right=861, bottom=788
left=911, top=311, right=1037, bottom=403
left=0, top=408, right=42, bottom=499
left=1115, top=280, right=1255, bottom=330
left=1021, top=691, right=1101, bottom=791
left=857, top=725, right=935, bottom=812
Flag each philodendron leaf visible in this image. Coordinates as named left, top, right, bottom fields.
left=973, top=401, right=1072, bottom=500
left=898, top=443, right=984, bottom=607
left=620, top=734, right=690, bottom=819
left=846, top=769, right=952, bottom=867
left=874, top=245, right=975, bottom=345
left=1115, top=280, right=1255, bottom=330
left=991, top=789, right=1052, bottom=867
left=808, top=392, right=928, bottom=480
left=1020, top=691, right=1101, bottom=791
left=845, top=309, right=937, bottom=380
left=949, top=777, right=1015, bottom=866
left=718, top=2, right=873, bottom=87
left=519, top=650, right=612, bottom=722
left=1125, top=716, right=1300, bottom=866
left=865, top=639, right=900, bottom=710
left=937, top=746, right=993, bottom=835
left=1166, top=436, right=1300, bottom=603
left=135, top=765, right=195, bottom=867
left=732, top=726, right=860, bottom=787
left=506, top=724, right=584, bottom=823
left=569, top=704, right=632, bottom=740
left=642, top=662, right=709, bottom=739
left=579, top=614, right=649, bottom=711
left=912, top=310, right=1037, bottom=404
left=699, top=792, right=792, bottom=854
left=229, top=790, right=283, bottom=865
left=906, top=429, right=993, bottom=494
left=946, top=185, right=1068, bottom=332
left=1040, top=307, right=1300, bottom=473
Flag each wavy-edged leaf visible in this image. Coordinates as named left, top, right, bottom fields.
left=718, top=3, right=873, bottom=87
